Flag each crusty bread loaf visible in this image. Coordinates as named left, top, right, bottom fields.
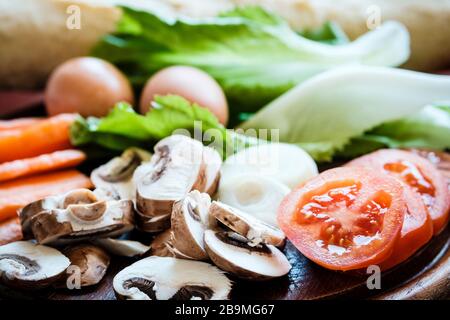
left=0, top=0, right=449, bottom=89
left=0, top=0, right=120, bottom=89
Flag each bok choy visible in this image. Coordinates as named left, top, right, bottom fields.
left=240, top=66, right=450, bottom=161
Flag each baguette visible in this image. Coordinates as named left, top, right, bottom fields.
left=0, top=0, right=449, bottom=89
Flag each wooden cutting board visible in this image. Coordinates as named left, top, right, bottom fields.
left=0, top=94, right=448, bottom=300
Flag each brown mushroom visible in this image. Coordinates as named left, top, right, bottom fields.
left=93, top=238, right=150, bottom=257
left=91, top=148, right=151, bottom=201
left=29, top=199, right=135, bottom=245
left=19, top=189, right=100, bottom=238
left=0, top=241, right=70, bottom=290
left=113, top=256, right=231, bottom=300
left=209, top=201, right=285, bottom=247
left=204, top=230, right=291, bottom=281
left=171, top=191, right=211, bottom=260
left=134, top=135, right=206, bottom=219
left=56, top=244, right=110, bottom=288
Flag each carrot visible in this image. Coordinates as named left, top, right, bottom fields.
left=0, top=118, right=42, bottom=131
left=0, top=113, right=77, bottom=163
left=0, top=170, right=92, bottom=222
left=0, top=217, right=22, bottom=245
left=0, top=149, right=86, bottom=182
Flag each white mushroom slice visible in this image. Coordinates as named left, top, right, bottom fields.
left=0, top=241, right=70, bottom=290
left=91, top=148, right=151, bottom=201
left=19, top=189, right=99, bottom=237
left=135, top=211, right=171, bottom=233
left=217, top=174, right=290, bottom=227
left=134, top=135, right=206, bottom=218
left=57, top=244, right=110, bottom=288
left=29, top=199, right=135, bottom=245
left=221, top=143, right=318, bottom=189
left=93, top=238, right=150, bottom=257
left=171, top=191, right=211, bottom=260
left=202, top=146, right=222, bottom=195
left=113, top=256, right=232, bottom=300
left=204, top=230, right=291, bottom=280
left=209, top=201, right=285, bottom=247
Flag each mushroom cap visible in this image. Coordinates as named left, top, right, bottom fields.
left=93, top=238, right=150, bottom=257
left=135, top=211, right=171, bottom=233
left=19, top=189, right=98, bottom=237
left=209, top=201, right=285, bottom=246
left=0, top=241, right=70, bottom=290
left=150, top=230, right=195, bottom=259
left=134, top=135, right=206, bottom=217
left=204, top=230, right=291, bottom=281
left=113, top=256, right=232, bottom=300
left=59, top=244, right=110, bottom=288
left=91, top=148, right=151, bottom=201
left=171, top=191, right=211, bottom=260
left=30, top=199, right=135, bottom=245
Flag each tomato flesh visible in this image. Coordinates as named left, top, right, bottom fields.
left=278, top=167, right=405, bottom=271
left=347, top=149, right=449, bottom=234
left=379, top=186, right=433, bottom=270
left=384, top=160, right=435, bottom=209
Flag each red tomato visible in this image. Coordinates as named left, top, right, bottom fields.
left=347, top=149, right=449, bottom=235
left=277, top=167, right=406, bottom=271
left=379, top=186, right=433, bottom=270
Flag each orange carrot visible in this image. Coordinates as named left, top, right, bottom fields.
left=0, top=113, right=77, bottom=163
left=0, top=118, right=42, bottom=131
left=0, top=149, right=86, bottom=182
left=0, top=170, right=92, bottom=222
left=0, top=217, right=22, bottom=245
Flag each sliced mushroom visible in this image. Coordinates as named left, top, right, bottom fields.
left=20, top=189, right=100, bottom=237
left=29, top=199, right=135, bottom=245
left=91, top=148, right=151, bottom=200
left=134, top=135, right=206, bottom=218
left=150, top=229, right=174, bottom=257
left=204, top=230, right=291, bottom=281
left=93, top=238, right=150, bottom=257
left=113, top=256, right=232, bottom=300
left=0, top=241, right=70, bottom=290
left=135, top=211, right=171, bottom=233
left=202, top=146, right=222, bottom=196
left=171, top=191, right=211, bottom=260
left=209, top=201, right=285, bottom=247
left=57, top=244, right=110, bottom=288
left=150, top=230, right=195, bottom=260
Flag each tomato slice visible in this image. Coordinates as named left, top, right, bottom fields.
left=379, top=186, right=433, bottom=270
left=278, top=167, right=405, bottom=271
left=347, top=149, right=449, bottom=234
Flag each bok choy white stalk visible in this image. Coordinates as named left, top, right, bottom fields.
left=240, top=66, right=450, bottom=161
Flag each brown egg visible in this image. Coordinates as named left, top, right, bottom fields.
left=45, top=57, right=134, bottom=117
left=140, top=66, right=229, bottom=125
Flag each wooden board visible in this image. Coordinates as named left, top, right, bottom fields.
left=0, top=94, right=449, bottom=300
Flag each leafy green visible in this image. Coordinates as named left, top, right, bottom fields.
left=240, top=66, right=450, bottom=161
left=70, top=95, right=260, bottom=158
left=299, top=22, right=349, bottom=45
left=92, top=6, right=409, bottom=118
left=338, top=104, right=450, bottom=158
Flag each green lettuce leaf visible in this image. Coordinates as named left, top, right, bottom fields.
left=338, top=104, right=450, bottom=158
left=70, top=95, right=260, bottom=158
left=92, top=6, right=409, bottom=119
